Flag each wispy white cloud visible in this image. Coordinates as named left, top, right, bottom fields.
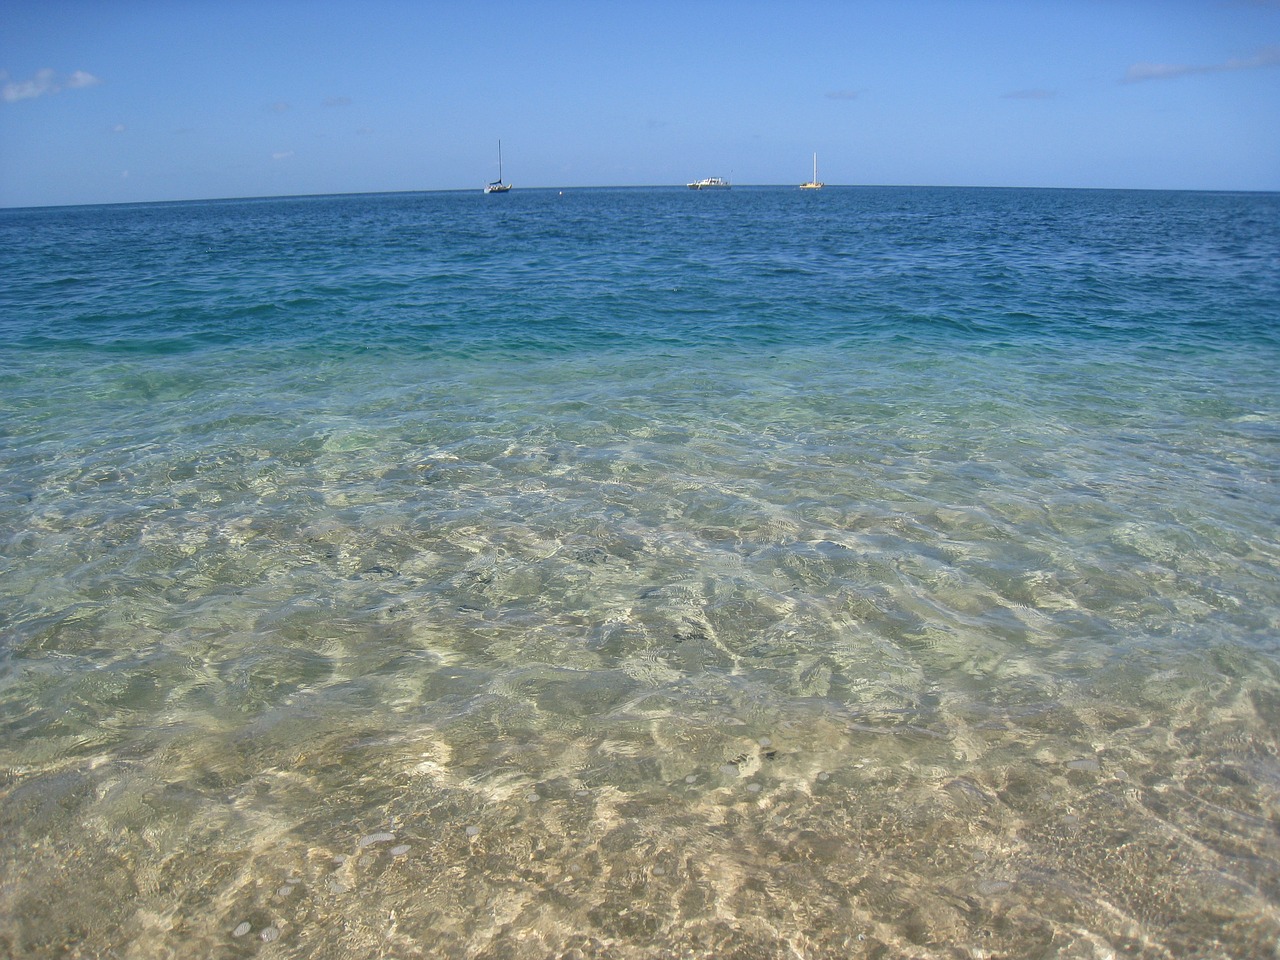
left=2, top=67, right=102, bottom=103
left=1002, top=89, right=1057, bottom=100
left=825, top=89, right=859, bottom=101
left=272, top=151, right=294, bottom=161
left=66, top=70, right=100, bottom=90
left=1124, top=45, right=1280, bottom=82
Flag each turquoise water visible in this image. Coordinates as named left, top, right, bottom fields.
left=2, top=186, right=1279, bottom=958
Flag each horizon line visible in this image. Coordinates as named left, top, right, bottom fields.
left=5, top=182, right=1278, bottom=211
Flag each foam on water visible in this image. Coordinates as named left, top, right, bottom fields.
left=1, top=187, right=1279, bottom=957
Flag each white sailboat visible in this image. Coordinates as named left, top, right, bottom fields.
left=484, top=140, right=512, bottom=193
left=800, top=153, right=824, bottom=190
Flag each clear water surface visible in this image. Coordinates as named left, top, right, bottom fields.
left=2, top=186, right=1279, bottom=958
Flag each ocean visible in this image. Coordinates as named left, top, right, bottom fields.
left=2, top=185, right=1278, bottom=958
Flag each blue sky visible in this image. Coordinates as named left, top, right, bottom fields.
left=2, top=0, right=1278, bottom=206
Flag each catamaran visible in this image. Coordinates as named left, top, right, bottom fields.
left=484, top=141, right=512, bottom=193
left=800, top=153, right=824, bottom=190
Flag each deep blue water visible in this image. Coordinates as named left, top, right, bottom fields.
left=7, top=187, right=1277, bottom=356
left=2, top=186, right=1279, bottom=958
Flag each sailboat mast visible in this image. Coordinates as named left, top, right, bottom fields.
left=498, top=140, right=503, bottom=182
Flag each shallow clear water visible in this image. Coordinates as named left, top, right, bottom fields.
left=2, top=186, right=1279, bottom=958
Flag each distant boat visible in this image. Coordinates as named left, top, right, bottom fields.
left=800, top=153, right=824, bottom=190
left=484, top=140, right=512, bottom=193
left=687, top=177, right=731, bottom=190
